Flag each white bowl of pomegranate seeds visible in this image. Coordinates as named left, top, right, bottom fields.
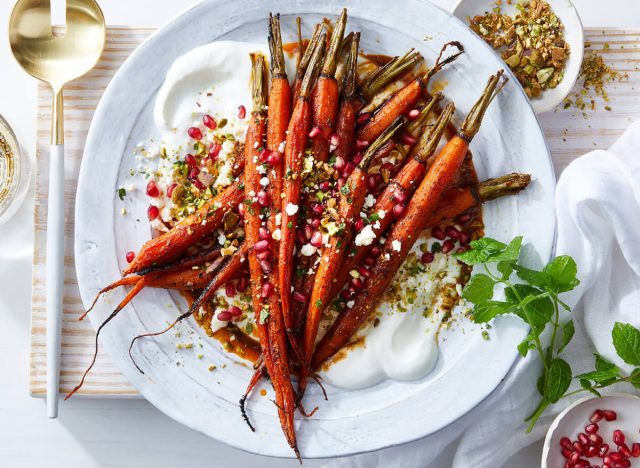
left=542, top=394, right=640, bottom=468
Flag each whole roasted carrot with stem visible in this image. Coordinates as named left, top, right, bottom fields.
left=329, top=100, right=453, bottom=300
left=356, top=41, right=463, bottom=143
left=313, top=70, right=507, bottom=369
left=309, top=9, right=346, bottom=164
left=123, top=179, right=244, bottom=275
left=298, top=117, right=406, bottom=398
left=279, top=30, right=325, bottom=338
left=333, top=32, right=360, bottom=163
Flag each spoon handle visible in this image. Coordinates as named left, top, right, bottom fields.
left=46, top=143, right=64, bottom=418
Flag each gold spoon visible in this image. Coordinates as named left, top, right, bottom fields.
left=9, top=0, right=105, bottom=418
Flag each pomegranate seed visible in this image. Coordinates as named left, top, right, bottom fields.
left=303, top=224, right=313, bottom=241
left=613, top=430, right=625, bottom=445
left=146, top=180, right=159, bottom=197
left=352, top=152, right=364, bottom=165
left=381, top=162, right=395, bottom=172
left=261, top=282, right=274, bottom=298
left=341, top=289, right=354, bottom=300
left=392, top=190, right=407, bottom=203
left=319, top=180, right=331, bottom=191
left=256, top=250, right=270, bottom=261
left=296, top=230, right=306, bottom=245
left=237, top=105, right=246, bottom=119
left=334, top=156, right=346, bottom=171
left=209, top=142, right=222, bottom=159
left=367, top=174, right=381, bottom=190
left=238, top=202, right=245, bottom=216
left=631, top=443, right=640, bottom=457
left=125, top=251, right=135, bottom=263
left=571, top=449, right=582, bottom=460
left=267, top=151, right=281, bottom=165
left=358, top=266, right=370, bottom=277
left=329, top=134, right=340, bottom=149
left=167, top=183, right=178, bottom=197
left=363, top=256, right=375, bottom=266
left=258, top=148, right=271, bottom=163
left=309, top=126, right=321, bottom=138
left=351, top=277, right=364, bottom=289
left=441, top=240, right=455, bottom=254
left=259, top=259, right=273, bottom=273
left=255, top=239, right=270, bottom=252
left=604, top=410, right=617, bottom=421
left=445, top=225, right=460, bottom=239
left=371, top=246, right=382, bottom=256
left=589, top=433, right=603, bottom=446
left=421, top=252, right=435, bottom=264
left=432, top=226, right=446, bottom=240
left=310, top=231, right=323, bottom=247
left=311, top=203, right=324, bottom=215
left=225, top=282, right=236, bottom=297
left=229, top=306, right=242, bottom=317
left=610, top=452, right=624, bottom=462
left=217, top=311, right=232, bottom=321
left=259, top=227, right=270, bottom=240
left=185, top=153, right=197, bottom=167
left=357, top=112, right=371, bottom=125
left=578, top=433, right=589, bottom=446
left=561, top=448, right=573, bottom=459
left=599, top=444, right=610, bottom=457
left=147, top=205, right=159, bottom=220
left=188, top=127, right=203, bottom=140
left=458, top=231, right=471, bottom=245
left=342, top=162, right=355, bottom=178
left=591, top=410, right=604, bottom=423
left=604, top=455, right=613, bottom=465
left=407, top=108, right=420, bottom=119
left=354, top=218, right=365, bottom=232
left=193, top=179, right=205, bottom=191
left=585, top=445, right=598, bottom=457
left=392, top=203, right=405, bottom=219
left=619, top=444, right=632, bottom=458
left=257, top=190, right=270, bottom=207
left=236, top=276, right=248, bottom=292
left=311, top=218, right=321, bottom=228
left=188, top=166, right=200, bottom=179
left=293, top=292, right=306, bottom=303
left=356, top=139, right=369, bottom=150
left=400, top=133, right=417, bottom=145
left=458, top=213, right=472, bottom=224
left=203, top=114, right=216, bottom=130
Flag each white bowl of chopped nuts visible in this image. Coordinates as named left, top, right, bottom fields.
left=452, top=0, right=584, bottom=113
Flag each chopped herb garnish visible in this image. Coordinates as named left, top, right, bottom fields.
left=117, top=187, right=126, bottom=200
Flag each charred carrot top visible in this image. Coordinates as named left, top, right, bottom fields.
left=292, top=23, right=323, bottom=103
left=313, top=71, right=507, bottom=369
left=123, top=178, right=244, bottom=275
left=360, top=49, right=423, bottom=102
left=310, top=9, right=347, bottom=165
left=333, top=32, right=360, bottom=163
left=279, top=30, right=325, bottom=340
left=357, top=41, right=464, bottom=143
left=329, top=99, right=451, bottom=301
left=298, top=117, right=405, bottom=399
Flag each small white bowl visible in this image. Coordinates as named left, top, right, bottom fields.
left=452, top=0, right=584, bottom=114
left=542, top=393, right=640, bottom=468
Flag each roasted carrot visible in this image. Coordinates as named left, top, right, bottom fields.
left=356, top=41, right=463, bottom=143
left=239, top=360, right=266, bottom=432
left=298, top=117, right=406, bottom=399
left=309, top=9, right=346, bottom=164
left=279, top=30, right=325, bottom=338
left=333, top=32, right=360, bottom=163
left=329, top=99, right=453, bottom=300
left=313, top=71, right=507, bottom=369
left=123, top=178, right=244, bottom=275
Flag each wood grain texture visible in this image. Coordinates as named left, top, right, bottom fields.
left=29, top=27, right=640, bottom=397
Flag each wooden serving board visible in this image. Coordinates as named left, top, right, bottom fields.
left=30, top=27, right=640, bottom=397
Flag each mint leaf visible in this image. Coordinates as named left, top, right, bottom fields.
left=576, top=367, right=619, bottom=384
left=543, top=255, right=579, bottom=293
left=518, top=332, right=538, bottom=358
left=612, top=322, right=640, bottom=366
left=461, top=273, right=495, bottom=304
left=544, top=358, right=572, bottom=403
left=579, top=379, right=602, bottom=397
left=594, top=353, right=617, bottom=372
left=629, top=368, right=640, bottom=389
left=513, top=264, right=548, bottom=288
left=455, top=237, right=506, bottom=265
left=497, top=261, right=514, bottom=280
left=505, top=284, right=553, bottom=329
left=558, top=320, right=575, bottom=353
left=472, top=301, right=515, bottom=323
left=491, top=236, right=522, bottom=262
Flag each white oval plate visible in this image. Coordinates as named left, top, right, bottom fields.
left=452, top=0, right=584, bottom=114
left=75, top=0, right=556, bottom=458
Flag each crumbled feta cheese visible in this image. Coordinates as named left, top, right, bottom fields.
left=363, top=194, right=376, bottom=209
left=278, top=141, right=286, bottom=153
left=377, top=210, right=386, bottom=219
left=354, top=225, right=376, bottom=246
left=217, top=230, right=227, bottom=245
left=373, top=221, right=381, bottom=230
left=257, top=165, right=267, bottom=174
left=253, top=141, right=259, bottom=149
left=275, top=213, right=282, bottom=226
left=260, top=177, right=270, bottom=187
left=346, top=300, right=355, bottom=308
left=272, top=228, right=282, bottom=241
left=300, top=244, right=317, bottom=256
left=286, top=203, right=299, bottom=216
left=392, top=240, right=402, bottom=252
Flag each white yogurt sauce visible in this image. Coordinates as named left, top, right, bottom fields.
left=150, top=41, right=467, bottom=391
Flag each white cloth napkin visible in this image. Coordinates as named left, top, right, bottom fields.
left=324, top=120, right=640, bottom=468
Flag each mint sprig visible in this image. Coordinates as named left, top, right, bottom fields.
left=456, top=236, right=640, bottom=431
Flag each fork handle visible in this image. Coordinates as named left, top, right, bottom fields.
left=46, top=143, right=64, bottom=418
